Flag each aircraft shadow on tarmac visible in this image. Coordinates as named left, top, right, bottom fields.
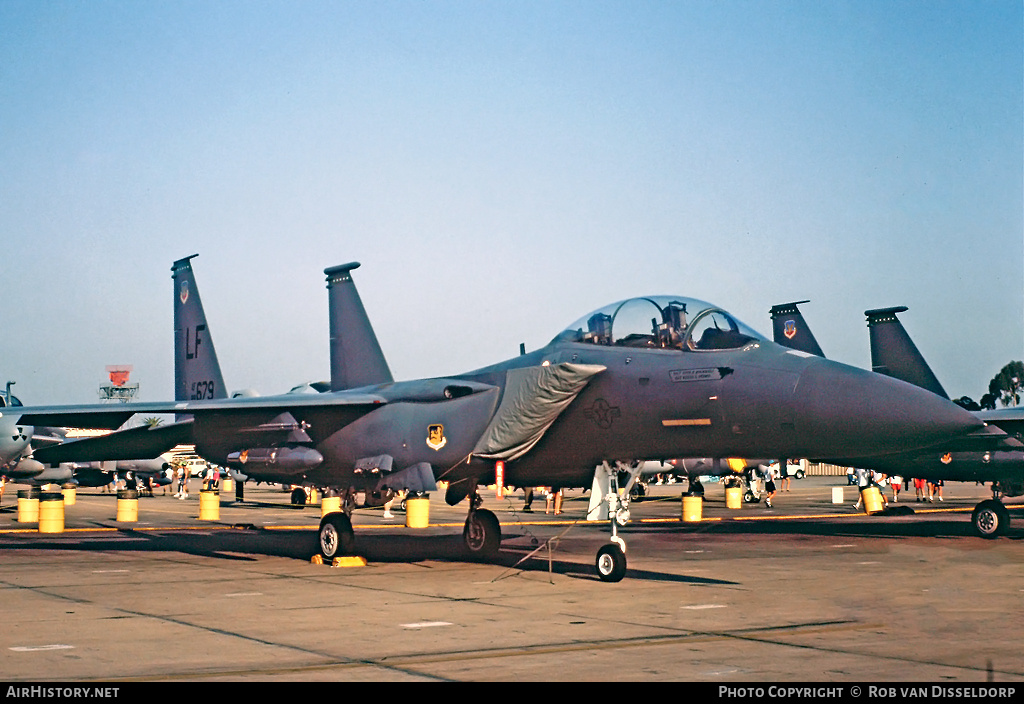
left=1, top=523, right=735, bottom=584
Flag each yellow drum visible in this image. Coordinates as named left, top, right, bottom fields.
left=61, top=483, right=77, bottom=507
left=321, top=496, right=341, bottom=517
left=862, top=486, right=884, bottom=515
left=17, top=489, right=40, bottom=523
left=116, top=489, right=139, bottom=522
left=199, top=490, right=220, bottom=520
left=406, top=496, right=430, bottom=528
left=221, top=477, right=233, bottom=493
left=38, top=491, right=64, bottom=534
left=682, top=495, right=703, bottom=523
left=725, top=486, right=742, bottom=509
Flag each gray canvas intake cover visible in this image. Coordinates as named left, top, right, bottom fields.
left=472, top=363, right=605, bottom=462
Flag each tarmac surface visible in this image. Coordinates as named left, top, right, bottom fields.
left=0, top=475, right=1022, bottom=683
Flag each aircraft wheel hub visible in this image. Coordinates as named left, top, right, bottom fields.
left=321, top=524, right=339, bottom=555
left=466, top=522, right=485, bottom=550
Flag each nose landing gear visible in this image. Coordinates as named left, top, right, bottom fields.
left=596, top=463, right=630, bottom=582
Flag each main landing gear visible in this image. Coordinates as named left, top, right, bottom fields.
left=971, top=498, right=1010, bottom=539
left=463, top=481, right=629, bottom=582
left=463, top=491, right=501, bottom=560
left=317, top=483, right=632, bottom=582
left=318, top=512, right=356, bottom=560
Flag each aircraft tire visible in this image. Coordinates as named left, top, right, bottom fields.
left=463, top=508, right=501, bottom=560
left=595, top=543, right=627, bottom=582
left=971, top=499, right=1009, bottom=539
left=291, top=487, right=307, bottom=506
left=319, top=512, right=355, bottom=559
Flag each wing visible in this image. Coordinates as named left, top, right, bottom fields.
left=14, top=391, right=388, bottom=429
left=32, top=420, right=195, bottom=464
left=17, top=392, right=389, bottom=464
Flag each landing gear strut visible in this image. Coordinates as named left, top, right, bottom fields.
left=597, top=465, right=629, bottom=582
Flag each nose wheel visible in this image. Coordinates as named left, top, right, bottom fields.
left=596, top=539, right=627, bottom=582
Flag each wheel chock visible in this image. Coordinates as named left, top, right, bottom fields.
left=332, top=556, right=368, bottom=568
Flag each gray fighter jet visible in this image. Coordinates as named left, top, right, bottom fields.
left=0, top=383, right=74, bottom=485
left=17, top=261, right=990, bottom=581
left=772, top=301, right=1023, bottom=538
left=864, top=305, right=1023, bottom=537
left=0, top=384, right=33, bottom=472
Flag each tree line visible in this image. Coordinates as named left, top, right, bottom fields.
left=953, top=360, right=1024, bottom=411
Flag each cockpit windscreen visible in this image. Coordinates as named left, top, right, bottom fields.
left=0, top=393, right=23, bottom=409
left=552, top=296, right=764, bottom=351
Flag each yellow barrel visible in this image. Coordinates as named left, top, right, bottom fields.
left=116, top=489, right=139, bottom=522
left=221, top=477, right=233, bottom=493
left=38, top=491, right=65, bottom=534
left=862, top=486, right=884, bottom=514
left=309, top=488, right=319, bottom=504
left=682, top=495, right=703, bottom=522
left=725, top=486, right=742, bottom=509
left=199, top=490, right=220, bottom=520
left=406, top=496, right=430, bottom=528
left=17, top=489, right=40, bottom=523
left=61, top=483, right=77, bottom=507
left=321, top=495, right=341, bottom=517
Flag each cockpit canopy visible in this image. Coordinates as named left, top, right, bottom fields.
left=0, top=393, right=23, bottom=408
left=552, top=296, right=765, bottom=351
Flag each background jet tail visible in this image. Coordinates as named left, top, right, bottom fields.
left=324, top=262, right=393, bottom=390
left=172, top=255, right=227, bottom=401
left=770, top=301, right=825, bottom=357
left=865, top=306, right=948, bottom=399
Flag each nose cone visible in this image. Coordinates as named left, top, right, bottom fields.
left=793, top=360, right=983, bottom=459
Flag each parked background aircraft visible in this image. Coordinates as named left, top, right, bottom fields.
left=0, top=383, right=78, bottom=485
left=771, top=300, right=1023, bottom=537
left=15, top=261, right=990, bottom=581
left=0, top=386, right=34, bottom=473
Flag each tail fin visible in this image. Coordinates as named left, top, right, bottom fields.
left=325, top=263, right=393, bottom=390
left=865, top=307, right=948, bottom=399
left=172, top=255, right=227, bottom=401
left=770, top=301, right=825, bottom=357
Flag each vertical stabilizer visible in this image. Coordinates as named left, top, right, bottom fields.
left=325, top=263, right=393, bottom=390
left=172, top=255, right=227, bottom=401
left=865, top=306, right=948, bottom=399
left=770, top=301, right=825, bottom=358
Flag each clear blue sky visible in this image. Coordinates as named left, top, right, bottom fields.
left=1, top=0, right=1021, bottom=406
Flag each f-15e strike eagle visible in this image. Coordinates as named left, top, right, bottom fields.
left=19, top=257, right=992, bottom=581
